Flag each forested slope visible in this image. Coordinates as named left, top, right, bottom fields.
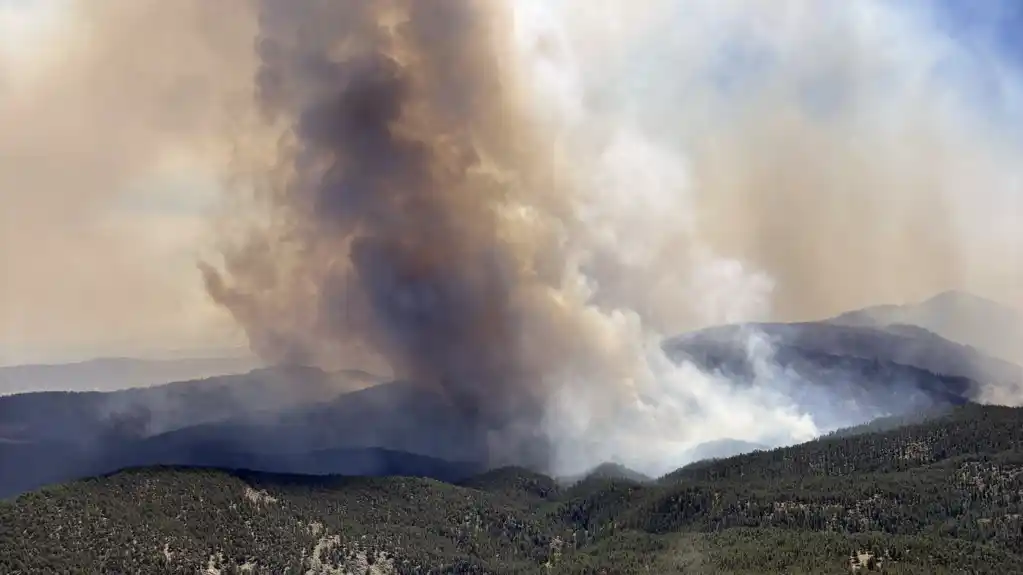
left=2, top=404, right=1022, bottom=573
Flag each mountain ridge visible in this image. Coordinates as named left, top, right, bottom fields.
left=3, top=402, right=1022, bottom=573
left=828, top=290, right=1023, bottom=365
left=1, top=297, right=1014, bottom=500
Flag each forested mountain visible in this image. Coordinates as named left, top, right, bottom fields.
left=666, top=319, right=1020, bottom=393
left=0, top=372, right=480, bottom=499
left=3, top=310, right=1006, bottom=501
left=664, top=319, right=1020, bottom=430
left=3, top=403, right=1022, bottom=574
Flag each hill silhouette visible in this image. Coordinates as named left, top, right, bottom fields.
left=2, top=302, right=1017, bottom=500
left=664, top=319, right=1019, bottom=429
left=829, top=290, right=1023, bottom=366
left=0, top=367, right=447, bottom=498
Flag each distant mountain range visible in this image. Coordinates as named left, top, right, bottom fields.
left=828, top=290, right=1023, bottom=364
left=0, top=291, right=1020, bottom=501
left=664, top=291, right=1023, bottom=424
left=0, top=355, right=263, bottom=395
left=0, top=368, right=479, bottom=498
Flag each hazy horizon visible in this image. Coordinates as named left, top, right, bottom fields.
left=1, top=287, right=1016, bottom=369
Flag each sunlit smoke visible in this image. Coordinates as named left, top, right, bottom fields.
left=501, top=0, right=1023, bottom=473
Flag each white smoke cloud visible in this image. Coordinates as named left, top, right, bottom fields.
left=508, top=0, right=1023, bottom=475
left=509, top=0, right=807, bottom=476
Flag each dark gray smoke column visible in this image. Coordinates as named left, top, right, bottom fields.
left=202, top=0, right=578, bottom=469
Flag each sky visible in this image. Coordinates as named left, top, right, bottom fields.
left=1, top=0, right=1023, bottom=367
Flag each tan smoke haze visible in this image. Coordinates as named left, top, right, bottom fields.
left=6, top=0, right=1023, bottom=472
left=0, top=0, right=257, bottom=362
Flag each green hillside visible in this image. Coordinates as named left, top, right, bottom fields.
left=2, top=404, right=1022, bottom=573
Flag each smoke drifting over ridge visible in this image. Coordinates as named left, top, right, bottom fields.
left=204, top=0, right=673, bottom=468
left=203, top=0, right=573, bottom=465
left=198, top=0, right=1023, bottom=473
left=9, top=1, right=1023, bottom=473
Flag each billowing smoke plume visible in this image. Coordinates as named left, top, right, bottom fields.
left=10, top=0, right=1023, bottom=475
left=200, top=0, right=1023, bottom=474
left=201, top=0, right=639, bottom=468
